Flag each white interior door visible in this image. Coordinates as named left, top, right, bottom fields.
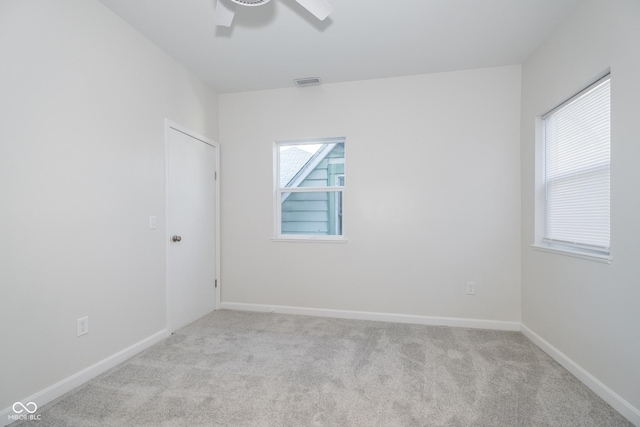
left=167, top=123, right=218, bottom=332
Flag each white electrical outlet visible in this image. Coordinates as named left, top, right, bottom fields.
left=149, top=216, right=157, bottom=229
left=466, top=282, right=476, bottom=295
left=77, top=316, right=89, bottom=336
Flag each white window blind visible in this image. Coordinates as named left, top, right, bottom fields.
left=543, top=75, right=610, bottom=254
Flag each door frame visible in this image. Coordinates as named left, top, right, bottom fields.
left=164, top=119, right=220, bottom=332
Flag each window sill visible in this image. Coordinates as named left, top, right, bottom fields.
left=531, top=244, right=612, bottom=264
left=272, top=236, right=348, bottom=244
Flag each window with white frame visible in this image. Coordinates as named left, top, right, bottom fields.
left=274, top=138, right=345, bottom=240
left=541, top=74, right=610, bottom=257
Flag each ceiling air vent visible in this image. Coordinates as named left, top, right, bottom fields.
left=294, top=77, right=322, bottom=87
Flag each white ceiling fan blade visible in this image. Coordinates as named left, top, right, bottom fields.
left=214, top=0, right=237, bottom=27
left=294, top=0, right=333, bottom=21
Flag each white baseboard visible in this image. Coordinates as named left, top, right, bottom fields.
left=219, top=302, right=521, bottom=331
left=521, top=324, right=640, bottom=426
left=1, top=329, right=170, bottom=427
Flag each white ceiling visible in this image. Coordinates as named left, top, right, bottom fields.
left=98, top=0, right=581, bottom=94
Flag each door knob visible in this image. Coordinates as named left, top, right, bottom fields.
left=172, top=235, right=182, bottom=242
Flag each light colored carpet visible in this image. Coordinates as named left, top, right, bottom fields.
left=11, top=310, right=632, bottom=426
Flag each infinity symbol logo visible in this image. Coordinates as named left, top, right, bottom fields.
left=13, top=402, right=38, bottom=414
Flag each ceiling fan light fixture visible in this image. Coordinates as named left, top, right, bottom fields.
left=230, top=0, right=271, bottom=6
left=215, top=0, right=332, bottom=27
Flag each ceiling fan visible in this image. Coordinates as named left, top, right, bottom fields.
left=214, top=0, right=333, bottom=27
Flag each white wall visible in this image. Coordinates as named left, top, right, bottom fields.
left=0, top=0, right=218, bottom=412
left=219, top=66, right=521, bottom=323
left=521, top=0, right=640, bottom=421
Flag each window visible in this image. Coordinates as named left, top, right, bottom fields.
left=540, top=75, right=610, bottom=258
left=274, top=138, right=345, bottom=241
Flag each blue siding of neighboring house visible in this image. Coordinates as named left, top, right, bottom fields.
left=282, top=144, right=344, bottom=235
